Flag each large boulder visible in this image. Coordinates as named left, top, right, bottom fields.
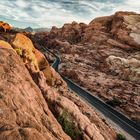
left=0, top=21, right=12, bottom=32
left=12, top=33, right=39, bottom=73
left=49, top=22, right=87, bottom=43
left=110, top=11, right=140, bottom=49
left=106, top=55, right=140, bottom=83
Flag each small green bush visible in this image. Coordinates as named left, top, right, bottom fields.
left=15, top=48, right=22, bottom=56
left=116, top=133, right=127, bottom=140
left=57, top=110, right=82, bottom=140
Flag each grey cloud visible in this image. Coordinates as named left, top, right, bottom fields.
left=0, top=0, right=139, bottom=28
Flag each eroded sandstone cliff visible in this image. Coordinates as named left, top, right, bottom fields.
left=0, top=45, right=71, bottom=140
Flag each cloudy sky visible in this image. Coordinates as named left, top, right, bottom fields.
left=0, top=0, right=140, bottom=28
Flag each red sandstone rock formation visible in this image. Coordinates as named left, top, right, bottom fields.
left=0, top=28, right=116, bottom=140
left=0, top=47, right=71, bottom=140
left=32, top=11, right=140, bottom=125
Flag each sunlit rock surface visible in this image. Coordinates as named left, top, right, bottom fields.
left=0, top=48, right=71, bottom=140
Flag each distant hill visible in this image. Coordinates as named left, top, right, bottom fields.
left=24, top=27, right=34, bottom=32
left=13, top=27, right=50, bottom=33
left=34, top=28, right=50, bottom=32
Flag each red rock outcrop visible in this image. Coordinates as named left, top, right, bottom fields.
left=47, top=11, right=140, bottom=50
left=32, top=11, right=140, bottom=125
left=0, top=21, right=12, bottom=32
left=50, top=22, right=87, bottom=43
left=12, top=33, right=39, bottom=73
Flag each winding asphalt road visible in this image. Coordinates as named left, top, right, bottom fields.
left=40, top=45, right=140, bottom=140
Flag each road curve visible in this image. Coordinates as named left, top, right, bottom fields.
left=40, top=45, right=140, bottom=140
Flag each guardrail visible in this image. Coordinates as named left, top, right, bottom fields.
left=40, top=45, right=140, bottom=140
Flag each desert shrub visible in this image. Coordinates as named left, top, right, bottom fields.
left=57, top=110, right=82, bottom=140
left=116, top=133, right=126, bottom=140
left=131, top=118, right=140, bottom=126
left=96, top=82, right=101, bottom=87
left=106, top=97, right=121, bottom=107
left=15, top=48, right=22, bottom=56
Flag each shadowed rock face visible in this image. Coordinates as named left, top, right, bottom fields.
left=32, top=11, right=140, bottom=124
left=0, top=28, right=116, bottom=140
